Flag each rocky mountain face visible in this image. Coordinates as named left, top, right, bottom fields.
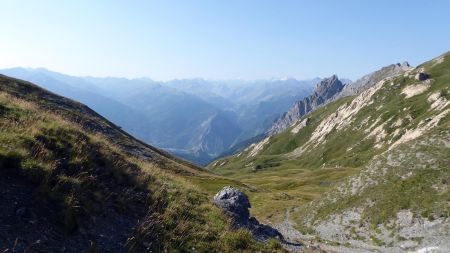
left=267, top=62, right=413, bottom=136
left=210, top=51, right=450, bottom=252
left=268, top=75, right=345, bottom=135
left=0, top=68, right=315, bottom=165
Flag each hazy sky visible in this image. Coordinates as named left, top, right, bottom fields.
left=1, top=0, right=450, bottom=80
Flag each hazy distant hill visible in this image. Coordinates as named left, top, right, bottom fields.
left=0, top=68, right=316, bottom=164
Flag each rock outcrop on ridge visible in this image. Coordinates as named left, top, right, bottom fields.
left=337, top=61, right=412, bottom=98
left=268, top=75, right=344, bottom=135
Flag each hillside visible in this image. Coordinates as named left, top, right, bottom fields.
left=210, top=52, right=450, bottom=252
left=0, top=75, right=286, bottom=252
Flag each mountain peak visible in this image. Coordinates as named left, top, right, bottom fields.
left=267, top=76, right=344, bottom=135
left=314, top=75, right=343, bottom=99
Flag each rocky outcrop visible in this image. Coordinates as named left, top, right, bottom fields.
left=213, top=186, right=283, bottom=241
left=268, top=75, right=344, bottom=135
left=213, top=186, right=251, bottom=225
left=337, top=62, right=412, bottom=98
left=415, top=72, right=429, bottom=81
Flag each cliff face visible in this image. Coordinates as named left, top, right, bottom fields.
left=268, top=75, right=344, bottom=135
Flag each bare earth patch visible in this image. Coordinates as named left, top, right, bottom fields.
left=402, top=82, right=431, bottom=98
left=247, top=136, right=271, bottom=157
left=428, top=92, right=449, bottom=111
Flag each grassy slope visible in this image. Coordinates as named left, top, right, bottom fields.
left=0, top=75, right=284, bottom=252
left=210, top=51, right=450, bottom=228
left=299, top=52, right=450, bottom=234
left=304, top=126, right=450, bottom=227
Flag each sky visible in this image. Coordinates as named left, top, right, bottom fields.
left=1, top=0, right=450, bottom=81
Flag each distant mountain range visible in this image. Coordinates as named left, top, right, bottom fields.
left=0, top=67, right=318, bottom=164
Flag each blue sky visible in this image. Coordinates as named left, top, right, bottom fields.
left=1, top=0, right=449, bottom=80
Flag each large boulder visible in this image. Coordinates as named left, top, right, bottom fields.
left=213, top=186, right=283, bottom=241
left=213, top=186, right=251, bottom=225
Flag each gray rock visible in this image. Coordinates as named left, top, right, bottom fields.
left=415, top=72, right=429, bottom=81
left=213, top=186, right=251, bottom=225
left=213, top=186, right=283, bottom=241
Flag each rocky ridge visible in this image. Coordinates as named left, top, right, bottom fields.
left=268, top=75, right=344, bottom=135
left=337, top=62, right=412, bottom=98
left=268, top=62, right=412, bottom=137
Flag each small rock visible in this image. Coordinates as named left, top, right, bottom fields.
left=415, top=72, right=429, bottom=81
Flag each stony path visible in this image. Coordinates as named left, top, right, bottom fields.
left=274, top=209, right=323, bottom=253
